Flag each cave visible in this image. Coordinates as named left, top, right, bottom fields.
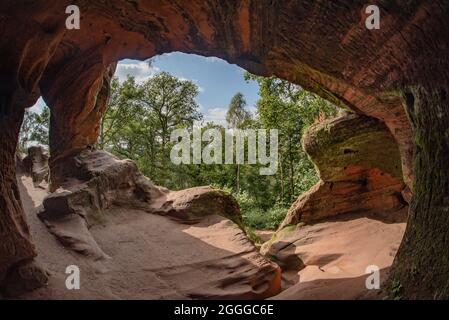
left=1, top=1, right=449, bottom=300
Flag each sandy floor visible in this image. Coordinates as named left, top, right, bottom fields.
left=270, top=213, right=406, bottom=299
left=16, top=174, right=406, bottom=300
left=17, top=175, right=279, bottom=300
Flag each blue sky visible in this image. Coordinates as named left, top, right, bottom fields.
left=32, top=53, right=261, bottom=126
left=115, top=53, right=260, bottom=126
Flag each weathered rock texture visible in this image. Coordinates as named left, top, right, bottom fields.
left=22, top=146, right=50, bottom=187
left=280, top=114, right=406, bottom=228
left=18, top=173, right=281, bottom=299
left=264, top=113, right=407, bottom=288
left=0, top=0, right=449, bottom=298
left=35, top=149, right=280, bottom=299
left=46, top=63, right=117, bottom=191
left=36, top=148, right=159, bottom=260
left=262, top=211, right=406, bottom=299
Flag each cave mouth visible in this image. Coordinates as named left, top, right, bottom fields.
left=13, top=52, right=408, bottom=300
left=2, top=0, right=449, bottom=300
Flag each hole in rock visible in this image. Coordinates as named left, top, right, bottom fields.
left=16, top=53, right=407, bottom=300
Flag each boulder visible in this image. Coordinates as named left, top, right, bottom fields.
left=149, top=186, right=241, bottom=224
left=22, top=146, right=49, bottom=188
left=35, top=149, right=281, bottom=299
left=38, top=149, right=241, bottom=257
left=38, top=149, right=164, bottom=257
left=261, top=114, right=408, bottom=286
left=280, top=114, right=406, bottom=228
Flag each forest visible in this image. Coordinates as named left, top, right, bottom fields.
left=20, top=69, right=338, bottom=232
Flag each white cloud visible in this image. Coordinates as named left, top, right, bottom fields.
left=115, top=61, right=160, bottom=83
left=202, top=107, right=228, bottom=127
left=160, top=52, right=177, bottom=58
left=116, top=62, right=206, bottom=95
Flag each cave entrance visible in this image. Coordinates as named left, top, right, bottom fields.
left=15, top=52, right=409, bottom=299
left=2, top=1, right=449, bottom=299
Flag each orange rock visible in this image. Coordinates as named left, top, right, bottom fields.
left=281, top=114, right=407, bottom=227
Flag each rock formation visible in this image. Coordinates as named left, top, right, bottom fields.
left=37, top=149, right=240, bottom=258
left=0, top=0, right=449, bottom=298
left=264, top=213, right=406, bottom=299
left=22, top=146, right=50, bottom=188
left=280, top=113, right=406, bottom=228
left=262, top=113, right=408, bottom=287
left=34, top=149, right=281, bottom=299
left=18, top=173, right=281, bottom=299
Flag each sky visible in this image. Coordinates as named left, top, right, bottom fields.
left=31, top=53, right=261, bottom=127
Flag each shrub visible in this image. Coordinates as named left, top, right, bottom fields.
left=211, top=185, right=289, bottom=231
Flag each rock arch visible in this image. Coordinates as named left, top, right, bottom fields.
left=1, top=0, right=448, bottom=298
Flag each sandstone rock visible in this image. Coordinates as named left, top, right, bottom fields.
left=38, top=149, right=244, bottom=260
left=19, top=176, right=282, bottom=300
left=135, top=215, right=281, bottom=299
left=0, top=0, right=448, bottom=299
left=22, top=146, right=49, bottom=188
left=38, top=189, right=110, bottom=260
left=261, top=212, right=406, bottom=298
left=149, top=186, right=241, bottom=224
left=15, top=152, right=24, bottom=172
left=19, top=0, right=446, bottom=190
left=303, top=114, right=403, bottom=182
left=280, top=114, right=406, bottom=227
left=1, top=260, right=49, bottom=297
left=262, top=114, right=408, bottom=288
left=38, top=149, right=162, bottom=258
left=25, top=149, right=280, bottom=299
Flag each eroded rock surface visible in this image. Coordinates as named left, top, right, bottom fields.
left=263, top=211, right=406, bottom=299
left=35, top=149, right=281, bottom=299
left=149, top=186, right=241, bottom=223
left=262, top=114, right=407, bottom=291
left=1, top=0, right=449, bottom=299
left=281, top=114, right=406, bottom=228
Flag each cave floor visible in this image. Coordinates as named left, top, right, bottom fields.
left=16, top=174, right=405, bottom=300
left=270, top=212, right=406, bottom=299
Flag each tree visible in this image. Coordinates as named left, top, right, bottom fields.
left=96, top=71, right=339, bottom=231
left=226, top=92, right=252, bottom=192
left=226, top=93, right=251, bottom=129
left=136, top=71, right=202, bottom=149
left=244, top=73, right=338, bottom=204
left=19, top=106, right=50, bottom=152
left=100, top=72, right=202, bottom=188
left=99, top=76, right=141, bottom=150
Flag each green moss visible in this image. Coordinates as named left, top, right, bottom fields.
left=303, top=114, right=403, bottom=181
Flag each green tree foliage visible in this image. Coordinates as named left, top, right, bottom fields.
left=20, top=70, right=339, bottom=231
left=19, top=106, right=50, bottom=153
left=226, top=92, right=254, bottom=193
left=244, top=73, right=338, bottom=204
left=226, top=93, right=252, bottom=129
left=99, top=72, right=202, bottom=188
left=216, top=73, right=338, bottom=229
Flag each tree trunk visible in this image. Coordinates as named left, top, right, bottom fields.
left=288, top=138, right=295, bottom=202
left=389, top=86, right=449, bottom=299
left=236, top=164, right=240, bottom=193
left=279, top=153, right=285, bottom=205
